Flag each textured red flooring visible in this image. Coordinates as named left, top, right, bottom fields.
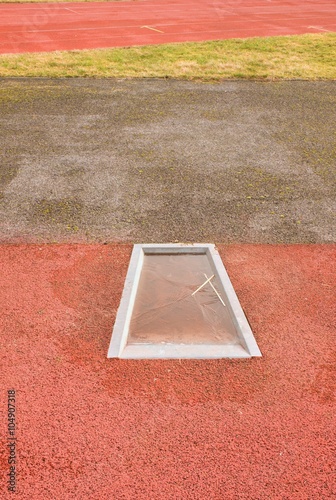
left=1, top=244, right=335, bottom=498
left=0, top=0, right=335, bottom=53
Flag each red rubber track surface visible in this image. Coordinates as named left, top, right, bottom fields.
left=0, top=0, right=335, bottom=54
left=1, top=244, right=335, bottom=498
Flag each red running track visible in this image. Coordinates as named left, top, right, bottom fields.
left=0, top=0, right=335, bottom=54
left=1, top=244, right=335, bottom=498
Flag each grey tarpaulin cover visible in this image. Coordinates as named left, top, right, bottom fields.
left=128, top=254, right=241, bottom=345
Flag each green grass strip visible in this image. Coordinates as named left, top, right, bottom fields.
left=0, top=33, right=335, bottom=80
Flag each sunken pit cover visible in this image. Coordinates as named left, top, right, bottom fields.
left=108, top=244, right=261, bottom=359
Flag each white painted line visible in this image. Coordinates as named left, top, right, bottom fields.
left=308, top=25, right=331, bottom=32
left=64, top=8, right=79, bottom=15
left=141, top=25, right=165, bottom=33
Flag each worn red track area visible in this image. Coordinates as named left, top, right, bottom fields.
left=0, top=0, right=335, bottom=54
left=1, top=244, right=335, bottom=498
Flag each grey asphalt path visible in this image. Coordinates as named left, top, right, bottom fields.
left=0, top=78, right=335, bottom=243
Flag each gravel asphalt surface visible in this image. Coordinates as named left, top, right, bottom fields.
left=1, top=78, right=335, bottom=244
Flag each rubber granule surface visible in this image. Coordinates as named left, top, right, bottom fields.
left=0, top=0, right=335, bottom=53
left=0, top=243, right=335, bottom=499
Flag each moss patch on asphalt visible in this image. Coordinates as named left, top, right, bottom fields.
left=0, top=81, right=99, bottom=104
left=33, top=199, right=85, bottom=234
left=0, top=164, right=19, bottom=198
left=1, top=33, right=335, bottom=80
